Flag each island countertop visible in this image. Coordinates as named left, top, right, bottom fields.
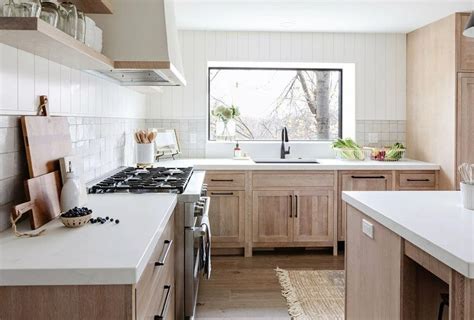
left=155, top=158, right=440, bottom=171
left=0, top=193, right=177, bottom=286
left=342, top=191, right=474, bottom=279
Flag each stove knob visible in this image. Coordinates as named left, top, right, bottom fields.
left=194, top=206, right=204, bottom=216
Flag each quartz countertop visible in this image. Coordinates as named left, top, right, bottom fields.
left=0, top=193, right=177, bottom=286
left=156, top=158, right=440, bottom=171
left=342, top=191, right=474, bottom=279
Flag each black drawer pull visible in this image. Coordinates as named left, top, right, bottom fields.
left=210, top=192, right=235, bottom=196
left=155, top=240, right=173, bottom=266
left=351, top=176, right=386, bottom=179
left=406, top=179, right=431, bottom=182
left=295, top=195, right=298, bottom=218
left=289, top=195, right=293, bottom=218
left=210, top=179, right=234, bottom=182
left=154, top=285, right=172, bottom=320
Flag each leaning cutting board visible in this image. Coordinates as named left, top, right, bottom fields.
left=12, top=171, right=62, bottom=230
left=21, top=116, right=72, bottom=178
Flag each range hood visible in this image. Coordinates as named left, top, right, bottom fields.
left=90, top=0, right=186, bottom=86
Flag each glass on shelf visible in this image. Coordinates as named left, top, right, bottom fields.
left=58, top=1, right=77, bottom=38
left=2, top=0, right=39, bottom=17
left=76, top=10, right=85, bottom=43
left=39, top=1, right=59, bottom=27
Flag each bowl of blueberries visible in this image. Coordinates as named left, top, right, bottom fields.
left=60, top=207, right=92, bottom=228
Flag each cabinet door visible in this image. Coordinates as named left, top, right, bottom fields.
left=458, top=14, right=474, bottom=72
left=252, top=191, right=293, bottom=243
left=208, top=190, right=245, bottom=244
left=293, top=189, right=334, bottom=243
left=457, top=74, right=474, bottom=187
left=339, top=172, right=392, bottom=241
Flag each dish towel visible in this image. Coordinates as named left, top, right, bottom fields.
left=201, top=215, right=212, bottom=279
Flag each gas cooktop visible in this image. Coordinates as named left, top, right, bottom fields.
left=88, top=167, right=194, bottom=194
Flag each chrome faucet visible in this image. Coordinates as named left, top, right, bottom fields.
left=280, top=127, right=290, bottom=159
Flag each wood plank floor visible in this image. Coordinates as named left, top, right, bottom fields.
left=196, top=248, right=344, bottom=319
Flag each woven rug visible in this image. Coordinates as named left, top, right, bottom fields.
left=275, top=268, right=345, bottom=320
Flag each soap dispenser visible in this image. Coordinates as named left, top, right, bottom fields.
left=234, top=142, right=242, bottom=158
left=60, top=162, right=82, bottom=212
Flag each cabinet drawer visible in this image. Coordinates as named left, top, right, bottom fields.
left=205, top=172, right=245, bottom=189
left=136, top=249, right=175, bottom=320
left=253, top=172, right=334, bottom=188
left=399, top=173, right=436, bottom=189
left=136, top=214, right=174, bottom=319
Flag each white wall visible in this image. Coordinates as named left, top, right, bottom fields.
left=147, top=30, right=406, bottom=121
left=0, top=44, right=147, bottom=118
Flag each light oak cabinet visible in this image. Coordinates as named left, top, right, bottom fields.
left=407, top=13, right=474, bottom=190
left=457, top=73, right=474, bottom=185
left=208, top=190, right=245, bottom=244
left=338, top=172, right=392, bottom=241
left=293, top=190, right=334, bottom=243
left=252, top=190, right=293, bottom=243
left=253, top=189, right=334, bottom=245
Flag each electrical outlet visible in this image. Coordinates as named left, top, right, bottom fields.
left=362, top=219, right=374, bottom=239
left=190, top=133, right=197, bottom=144
left=368, top=133, right=379, bottom=144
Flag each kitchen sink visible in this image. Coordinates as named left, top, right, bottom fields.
left=253, top=158, right=320, bottom=164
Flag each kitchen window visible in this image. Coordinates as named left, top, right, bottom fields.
left=208, top=66, right=343, bottom=141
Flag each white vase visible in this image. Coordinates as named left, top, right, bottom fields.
left=60, top=172, right=82, bottom=212
left=461, top=182, right=474, bottom=210
left=215, top=119, right=236, bottom=141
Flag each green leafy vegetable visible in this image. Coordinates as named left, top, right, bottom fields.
left=385, top=142, right=405, bottom=161
left=332, top=138, right=365, bottom=160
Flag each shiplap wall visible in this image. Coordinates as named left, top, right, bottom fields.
left=148, top=30, right=406, bottom=121
left=0, top=44, right=147, bottom=118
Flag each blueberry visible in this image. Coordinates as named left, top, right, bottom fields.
left=100, top=220, right=105, bottom=224
left=110, top=218, right=114, bottom=223
left=106, top=216, right=109, bottom=220
left=115, top=219, right=120, bottom=224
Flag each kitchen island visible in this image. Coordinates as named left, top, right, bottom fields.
left=0, top=193, right=177, bottom=320
left=342, top=191, right=474, bottom=319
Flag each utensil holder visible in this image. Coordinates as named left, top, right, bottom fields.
left=461, top=182, right=474, bottom=210
left=136, top=143, right=155, bottom=166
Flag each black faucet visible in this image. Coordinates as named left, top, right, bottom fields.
left=280, top=127, right=290, bottom=159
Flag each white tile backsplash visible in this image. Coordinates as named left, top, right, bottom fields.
left=0, top=43, right=148, bottom=232
left=356, top=120, right=406, bottom=147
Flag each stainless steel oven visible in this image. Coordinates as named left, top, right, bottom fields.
left=184, top=196, right=210, bottom=318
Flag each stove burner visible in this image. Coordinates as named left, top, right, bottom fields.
left=89, top=167, right=193, bottom=194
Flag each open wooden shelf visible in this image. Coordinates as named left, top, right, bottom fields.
left=70, top=0, right=113, bottom=14
left=0, top=17, right=113, bottom=70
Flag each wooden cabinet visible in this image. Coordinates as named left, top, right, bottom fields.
left=136, top=213, right=175, bottom=320
left=205, top=172, right=245, bottom=190
left=407, top=13, right=474, bottom=190
left=345, top=205, right=402, bottom=319
left=338, top=172, right=392, bottom=241
left=253, top=189, right=334, bottom=245
left=457, top=73, right=474, bottom=185
left=208, top=190, right=245, bottom=244
left=293, top=190, right=334, bottom=243
left=396, top=171, right=437, bottom=190
left=252, top=190, right=293, bottom=243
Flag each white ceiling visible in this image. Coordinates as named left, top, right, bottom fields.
left=174, top=0, right=473, bottom=33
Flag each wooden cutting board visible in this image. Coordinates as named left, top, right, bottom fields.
left=12, top=171, right=62, bottom=230
left=21, top=116, right=72, bottom=178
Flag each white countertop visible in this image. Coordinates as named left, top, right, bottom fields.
left=156, top=158, right=440, bottom=171
left=0, top=193, right=177, bottom=286
left=342, top=191, right=474, bottom=279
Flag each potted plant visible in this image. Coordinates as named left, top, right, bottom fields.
left=212, top=105, right=240, bottom=141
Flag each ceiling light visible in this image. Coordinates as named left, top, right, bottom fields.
left=464, top=11, right=474, bottom=37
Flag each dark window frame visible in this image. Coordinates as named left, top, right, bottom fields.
left=207, top=66, right=343, bottom=141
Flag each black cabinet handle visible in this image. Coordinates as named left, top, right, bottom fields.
left=351, top=176, right=386, bottom=179
left=407, top=179, right=430, bottom=182
left=210, top=179, right=234, bottom=182
left=210, top=192, right=235, bottom=196
left=155, top=240, right=173, bottom=267
left=154, top=285, right=172, bottom=320
left=289, top=195, right=293, bottom=218
left=295, top=195, right=298, bottom=218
